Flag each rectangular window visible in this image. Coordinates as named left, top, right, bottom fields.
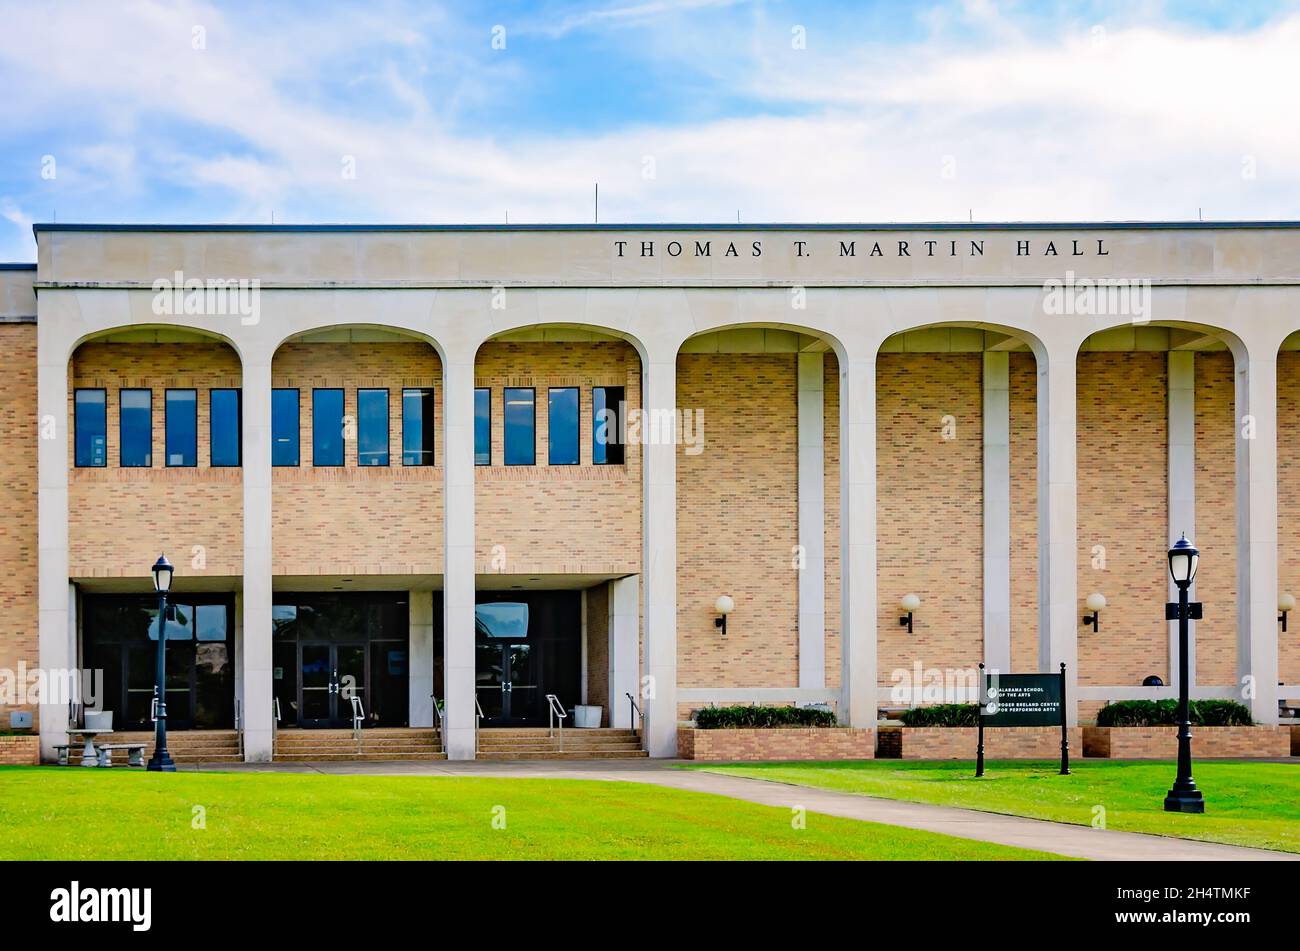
left=358, top=388, right=389, bottom=467
left=474, top=388, right=491, bottom=466
left=312, top=388, right=345, bottom=467
left=74, top=388, right=107, bottom=467
left=119, top=388, right=152, bottom=467
left=503, top=387, right=535, bottom=466
left=547, top=387, right=580, bottom=465
left=402, top=388, right=435, bottom=466
left=593, top=386, right=626, bottom=465
left=210, top=388, right=241, bottom=467
left=271, top=388, right=300, bottom=467
left=165, top=389, right=197, bottom=467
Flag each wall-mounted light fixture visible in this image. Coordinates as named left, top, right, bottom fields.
left=1280, top=593, right=1296, bottom=632
left=1082, top=592, right=1106, bottom=632
left=714, top=595, right=735, bottom=636
left=899, top=594, right=920, bottom=634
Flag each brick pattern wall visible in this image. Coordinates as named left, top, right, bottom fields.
left=1076, top=352, right=1167, bottom=686
left=272, top=341, right=444, bottom=575
left=1192, top=352, right=1238, bottom=687
left=1009, top=352, right=1040, bottom=672
left=476, top=342, right=641, bottom=576
left=676, top=353, right=799, bottom=688
left=585, top=581, right=609, bottom=723
left=824, top=353, right=842, bottom=688
left=0, top=325, right=37, bottom=730
left=1082, top=725, right=1289, bottom=758
left=0, top=735, right=39, bottom=765
left=877, top=353, right=984, bottom=686
left=1278, top=352, right=1300, bottom=687
left=677, top=726, right=874, bottom=760
left=69, top=342, right=244, bottom=580
left=899, top=726, right=1082, bottom=760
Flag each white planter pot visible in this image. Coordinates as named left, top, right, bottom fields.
left=84, top=710, right=113, bottom=731
left=573, top=705, right=602, bottom=728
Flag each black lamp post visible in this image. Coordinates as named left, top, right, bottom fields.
left=146, top=554, right=176, bottom=772
left=1163, top=534, right=1203, bottom=813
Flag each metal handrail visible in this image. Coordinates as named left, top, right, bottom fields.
left=234, top=698, right=243, bottom=760
left=431, top=692, right=445, bottom=750
left=474, top=695, right=485, bottom=754
left=625, top=692, right=642, bottom=738
left=545, top=694, right=568, bottom=751
left=350, top=695, right=365, bottom=743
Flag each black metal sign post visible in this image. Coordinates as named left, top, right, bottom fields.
left=978, top=663, right=1069, bottom=777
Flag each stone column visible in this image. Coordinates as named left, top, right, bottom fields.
left=1037, top=347, right=1079, bottom=724
left=240, top=358, right=274, bottom=761
left=442, top=352, right=478, bottom=758
left=408, top=589, right=434, bottom=728
left=797, top=352, right=826, bottom=688
left=840, top=351, right=877, bottom=726
left=642, top=355, right=678, bottom=757
left=983, top=351, right=1012, bottom=673
left=608, top=575, right=640, bottom=729
left=1167, top=351, right=1197, bottom=689
left=1234, top=338, right=1279, bottom=724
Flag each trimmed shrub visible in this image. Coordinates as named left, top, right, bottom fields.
left=693, top=705, right=837, bottom=729
left=898, top=703, right=979, bottom=728
left=1095, top=699, right=1253, bottom=727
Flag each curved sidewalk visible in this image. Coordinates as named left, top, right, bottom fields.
left=197, top=758, right=1299, bottom=861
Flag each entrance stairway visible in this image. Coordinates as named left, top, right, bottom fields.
left=476, top=728, right=647, bottom=760
left=272, top=728, right=446, bottom=762
left=110, top=730, right=243, bottom=765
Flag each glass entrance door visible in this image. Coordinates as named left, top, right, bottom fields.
left=475, top=641, right=537, bottom=725
left=299, top=642, right=368, bottom=728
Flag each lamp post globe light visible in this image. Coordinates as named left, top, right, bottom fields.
left=147, top=554, right=176, bottom=772
left=1164, top=534, right=1203, bottom=813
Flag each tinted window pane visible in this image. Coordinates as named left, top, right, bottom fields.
left=272, top=389, right=300, bottom=466
left=195, top=603, right=228, bottom=641
left=402, top=388, right=435, bottom=466
left=548, top=387, right=579, bottom=465
left=119, top=389, right=152, bottom=467
left=210, top=388, right=241, bottom=467
left=313, top=389, right=345, bottom=466
left=74, top=389, right=107, bottom=467
left=503, top=387, right=535, bottom=466
left=593, top=386, right=625, bottom=465
left=165, top=389, right=197, bottom=466
left=474, top=388, right=491, bottom=466
left=358, top=388, right=389, bottom=466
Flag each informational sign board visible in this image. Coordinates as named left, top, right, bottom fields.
left=976, top=663, right=1070, bottom=776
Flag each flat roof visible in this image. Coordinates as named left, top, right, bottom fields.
left=0, top=262, right=36, bottom=269
left=31, top=220, right=1300, bottom=234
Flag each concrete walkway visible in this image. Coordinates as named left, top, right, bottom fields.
left=191, top=758, right=1298, bottom=861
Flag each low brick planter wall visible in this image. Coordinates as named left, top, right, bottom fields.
left=899, top=726, right=1082, bottom=760
left=0, top=735, right=39, bottom=765
left=677, top=727, right=874, bottom=761
left=1291, top=724, right=1300, bottom=757
left=1083, top=725, right=1291, bottom=759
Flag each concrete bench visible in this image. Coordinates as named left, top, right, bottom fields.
left=53, top=744, right=70, bottom=766
left=96, top=743, right=147, bottom=767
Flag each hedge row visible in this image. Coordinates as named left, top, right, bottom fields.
left=1095, top=699, right=1253, bottom=727
left=693, top=705, right=837, bottom=729
left=897, top=703, right=979, bottom=727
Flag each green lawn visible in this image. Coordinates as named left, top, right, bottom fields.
left=687, top=759, right=1300, bottom=853
left=0, top=766, right=1063, bottom=860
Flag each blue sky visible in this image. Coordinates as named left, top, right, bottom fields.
left=2, top=0, right=1299, bottom=260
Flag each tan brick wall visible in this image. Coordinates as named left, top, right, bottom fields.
left=877, top=353, right=984, bottom=686
left=1010, top=352, right=1040, bottom=672
left=897, top=725, right=1082, bottom=760
left=69, top=342, right=244, bottom=580
left=586, top=581, right=609, bottom=722
left=475, top=341, right=641, bottom=576
left=0, top=325, right=38, bottom=729
left=1082, top=725, right=1289, bottom=758
left=1278, top=352, right=1300, bottom=687
left=1193, top=352, right=1238, bottom=686
left=824, top=353, right=842, bottom=688
left=272, top=341, right=444, bottom=575
left=0, top=735, right=39, bottom=765
left=678, top=726, right=874, bottom=760
left=677, top=353, right=798, bottom=688
left=1077, top=352, right=1167, bottom=686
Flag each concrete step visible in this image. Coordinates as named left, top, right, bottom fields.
left=272, top=752, right=449, bottom=762
left=475, top=750, right=649, bottom=760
